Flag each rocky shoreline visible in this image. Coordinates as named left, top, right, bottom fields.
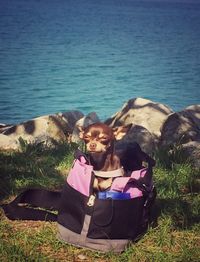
left=0, top=98, right=200, bottom=167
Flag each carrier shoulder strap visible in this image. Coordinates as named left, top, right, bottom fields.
left=0, top=189, right=61, bottom=221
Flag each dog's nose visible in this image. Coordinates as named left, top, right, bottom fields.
left=89, top=143, right=97, bottom=150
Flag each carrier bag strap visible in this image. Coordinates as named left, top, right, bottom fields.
left=1, top=189, right=61, bottom=221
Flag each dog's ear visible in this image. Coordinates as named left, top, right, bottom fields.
left=112, top=124, right=132, bottom=140
left=77, top=125, right=85, bottom=139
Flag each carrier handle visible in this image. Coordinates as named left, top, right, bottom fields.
left=1, top=189, right=60, bottom=221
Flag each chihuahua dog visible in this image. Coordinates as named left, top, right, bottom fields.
left=78, top=123, right=130, bottom=192
left=78, top=122, right=156, bottom=192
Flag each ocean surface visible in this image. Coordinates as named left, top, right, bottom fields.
left=0, top=0, right=200, bottom=125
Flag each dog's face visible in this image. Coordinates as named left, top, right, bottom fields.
left=79, top=123, right=113, bottom=153
left=78, top=123, right=131, bottom=153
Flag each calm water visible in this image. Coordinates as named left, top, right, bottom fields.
left=0, top=0, right=200, bottom=124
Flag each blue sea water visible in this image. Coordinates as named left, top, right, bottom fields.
left=0, top=0, right=200, bottom=124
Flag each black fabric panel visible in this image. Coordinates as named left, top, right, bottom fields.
left=58, top=183, right=88, bottom=234
left=116, top=142, right=143, bottom=172
left=87, top=197, right=145, bottom=239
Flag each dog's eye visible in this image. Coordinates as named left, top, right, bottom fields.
left=84, top=135, right=91, bottom=141
left=100, top=138, right=109, bottom=145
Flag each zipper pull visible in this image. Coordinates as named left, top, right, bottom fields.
left=87, top=195, right=96, bottom=207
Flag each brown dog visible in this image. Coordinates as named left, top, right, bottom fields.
left=78, top=123, right=130, bottom=191
left=78, top=122, right=155, bottom=192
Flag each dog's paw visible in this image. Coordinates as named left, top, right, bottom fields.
left=98, top=178, right=113, bottom=191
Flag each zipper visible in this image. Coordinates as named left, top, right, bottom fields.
left=87, top=194, right=96, bottom=207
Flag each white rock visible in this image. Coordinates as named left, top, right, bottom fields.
left=106, top=97, right=173, bottom=138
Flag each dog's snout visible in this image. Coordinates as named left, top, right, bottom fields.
left=89, top=142, right=97, bottom=150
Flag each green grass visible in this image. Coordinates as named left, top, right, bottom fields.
left=0, top=140, right=77, bottom=201
left=0, top=140, right=200, bottom=261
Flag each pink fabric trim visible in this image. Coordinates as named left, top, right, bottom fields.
left=110, top=168, right=148, bottom=198
left=67, top=158, right=93, bottom=197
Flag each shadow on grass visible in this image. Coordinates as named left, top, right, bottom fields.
left=0, top=141, right=78, bottom=201
left=151, top=196, right=200, bottom=230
